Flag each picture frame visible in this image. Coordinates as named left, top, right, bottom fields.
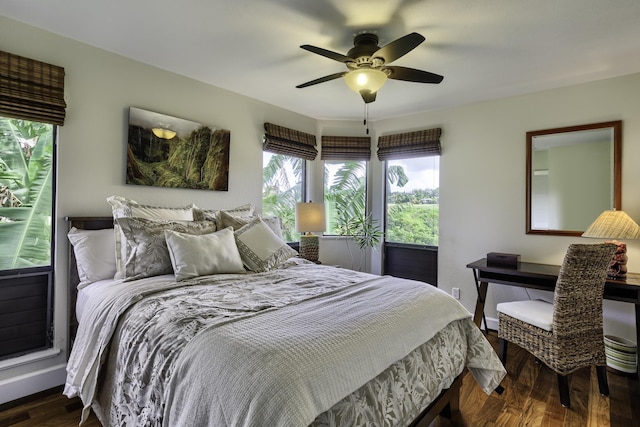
left=126, top=107, right=230, bottom=191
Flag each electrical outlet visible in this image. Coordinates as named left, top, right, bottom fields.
left=452, top=287, right=460, bottom=300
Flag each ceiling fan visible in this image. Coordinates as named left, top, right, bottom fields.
left=296, top=32, right=443, bottom=103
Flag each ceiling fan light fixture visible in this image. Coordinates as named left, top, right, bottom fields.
left=152, top=128, right=177, bottom=139
left=344, top=68, right=387, bottom=94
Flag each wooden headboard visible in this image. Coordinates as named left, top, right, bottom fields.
left=66, top=216, right=114, bottom=348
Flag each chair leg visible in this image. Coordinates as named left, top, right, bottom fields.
left=596, top=365, right=610, bottom=396
left=557, top=374, right=570, bottom=408
left=498, top=337, right=508, bottom=365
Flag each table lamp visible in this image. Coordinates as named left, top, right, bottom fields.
left=582, top=210, right=640, bottom=279
left=295, top=202, right=326, bottom=263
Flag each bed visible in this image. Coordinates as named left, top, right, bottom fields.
left=63, top=204, right=505, bottom=427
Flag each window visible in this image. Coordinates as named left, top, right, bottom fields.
left=0, top=50, right=65, bottom=359
left=323, top=160, right=368, bottom=236
left=262, top=152, right=305, bottom=242
left=0, top=118, right=55, bottom=269
left=0, top=117, right=56, bottom=359
left=385, top=156, right=439, bottom=246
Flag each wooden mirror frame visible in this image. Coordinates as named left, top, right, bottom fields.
left=526, top=120, right=622, bottom=236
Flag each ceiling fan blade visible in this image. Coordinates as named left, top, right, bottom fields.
left=296, top=72, right=348, bottom=88
left=385, top=66, right=444, bottom=84
left=360, top=90, right=376, bottom=104
left=372, top=32, right=425, bottom=64
left=300, top=45, right=353, bottom=63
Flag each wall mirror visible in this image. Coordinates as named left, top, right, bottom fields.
left=526, top=121, right=621, bottom=236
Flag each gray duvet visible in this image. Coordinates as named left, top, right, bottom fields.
left=65, top=260, right=505, bottom=426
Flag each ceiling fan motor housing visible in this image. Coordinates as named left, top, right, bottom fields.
left=347, top=33, right=383, bottom=70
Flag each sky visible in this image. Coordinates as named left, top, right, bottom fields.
left=388, top=157, right=439, bottom=192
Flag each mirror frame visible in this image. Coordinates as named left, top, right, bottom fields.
left=526, top=120, right=622, bottom=236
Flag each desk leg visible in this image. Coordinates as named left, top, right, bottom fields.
left=472, top=271, right=488, bottom=330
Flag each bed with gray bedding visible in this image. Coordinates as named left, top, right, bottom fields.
left=64, top=216, right=505, bottom=427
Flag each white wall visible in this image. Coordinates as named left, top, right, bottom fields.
left=372, top=73, right=640, bottom=341
left=2, top=14, right=640, bottom=403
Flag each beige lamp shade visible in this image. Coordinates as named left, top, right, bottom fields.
left=582, top=210, right=640, bottom=239
left=295, top=202, right=326, bottom=233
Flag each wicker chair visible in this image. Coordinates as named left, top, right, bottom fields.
left=497, top=243, right=617, bottom=408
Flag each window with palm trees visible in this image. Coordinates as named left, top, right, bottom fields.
left=386, top=156, right=439, bottom=246
left=324, top=160, right=382, bottom=246
left=262, top=152, right=304, bottom=242
left=0, top=117, right=55, bottom=270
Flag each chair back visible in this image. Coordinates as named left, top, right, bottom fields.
left=552, top=243, right=617, bottom=338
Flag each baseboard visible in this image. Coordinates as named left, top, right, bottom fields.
left=484, top=316, right=498, bottom=332
left=0, top=364, right=66, bottom=405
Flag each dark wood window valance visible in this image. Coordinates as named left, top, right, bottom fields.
left=0, top=50, right=66, bottom=125
left=263, top=122, right=317, bottom=160
left=321, top=135, right=371, bottom=161
left=377, top=128, right=442, bottom=160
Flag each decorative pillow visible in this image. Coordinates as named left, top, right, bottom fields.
left=116, top=217, right=217, bottom=281
left=215, top=203, right=255, bottom=223
left=165, top=227, right=245, bottom=281
left=234, top=217, right=298, bottom=272
left=107, top=195, right=196, bottom=279
left=218, top=210, right=284, bottom=239
left=192, top=206, right=219, bottom=222
left=67, top=227, right=117, bottom=289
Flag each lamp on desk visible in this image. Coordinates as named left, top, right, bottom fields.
left=295, top=202, right=326, bottom=263
left=582, top=210, right=640, bottom=279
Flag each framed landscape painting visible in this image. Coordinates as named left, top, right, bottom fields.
left=126, top=107, right=230, bottom=191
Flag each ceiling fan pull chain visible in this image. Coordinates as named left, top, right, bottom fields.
left=364, top=103, right=369, bottom=135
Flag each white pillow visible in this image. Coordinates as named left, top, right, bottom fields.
left=234, top=217, right=298, bottom=272
left=67, top=227, right=116, bottom=289
left=165, top=227, right=245, bottom=281
left=107, top=195, right=196, bottom=279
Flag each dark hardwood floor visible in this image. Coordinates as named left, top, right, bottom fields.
left=1, top=331, right=638, bottom=426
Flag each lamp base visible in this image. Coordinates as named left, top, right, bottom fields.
left=300, top=234, right=320, bottom=263
left=606, top=240, right=628, bottom=280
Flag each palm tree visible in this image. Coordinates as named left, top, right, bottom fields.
left=262, top=153, right=303, bottom=242
left=0, top=118, right=53, bottom=269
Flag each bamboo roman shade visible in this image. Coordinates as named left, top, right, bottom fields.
left=321, top=135, right=371, bottom=161
left=0, top=50, right=67, bottom=125
left=377, top=128, right=442, bottom=160
left=263, top=122, right=318, bottom=160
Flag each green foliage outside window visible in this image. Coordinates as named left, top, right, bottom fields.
left=262, top=153, right=303, bottom=242
left=262, top=154, right=439, bottom=249
left=324, top=161, right=382, bottom=249
left=0, top=117, right=54, bottom=270
left=386, top=203, right=439, bottom=246
left=385, top=159, right=439, bottom=247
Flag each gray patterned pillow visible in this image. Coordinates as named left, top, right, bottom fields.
left=116, top=217, right=217, bottom=281
left=107, top=195, right=195, bottom=279
left=218, top=211, right=284, bottom=239
left=192, top=203, right=255, bottom=223
left=234, top=217, right=297, bottom=272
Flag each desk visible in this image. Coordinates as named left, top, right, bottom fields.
left=467, top=258, right=640, bottom=349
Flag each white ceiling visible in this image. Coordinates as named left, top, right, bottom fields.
left=3, top=0, right=640, bottom=121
